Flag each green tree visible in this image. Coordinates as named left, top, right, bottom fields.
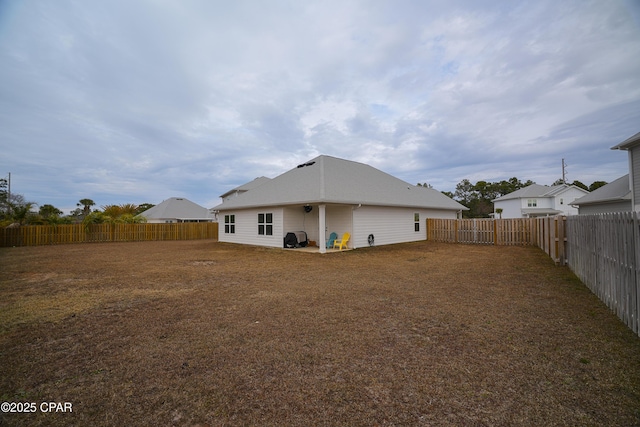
left=0, top=177, right=8, bottom=217
left=86, top=205, right=147, bottom=225
left=452, top=177, right=534, bottom=218
left=589, top=181, right=608, bottom=191
left=570, top=180, right=588, bottom=191
left=82, top=211, right=107, bottom=227
left=136, top=203, right=155, bottom=215
left=77, top=199, right=95, bottom=216
left=10, top=201, right=36, bottom=225
left=441, top=191, right=454, bottom=199
left=115, top=213, right=147, bottom=224
left=454, top=179, right=475, bottom=207
left=39, top=204, right=63, bottom=218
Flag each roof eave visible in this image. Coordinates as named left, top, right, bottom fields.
left=571, top=194, right=631, bottom=206
left=216, top=200, right=468, bottom=211
left=611, top=131, right=640, bottom=150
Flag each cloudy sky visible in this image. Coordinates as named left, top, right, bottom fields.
left=1, top=0, right=639, bottom=213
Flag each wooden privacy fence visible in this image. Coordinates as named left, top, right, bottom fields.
left=565, top=213, right=640, bottom=336
left=428, top=214, right=640, bottom=337
left=426, top=216, right=566, bottom=264
left=0, top=222, right=218, bottom=247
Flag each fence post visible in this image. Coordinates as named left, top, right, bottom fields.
left=634, top=212, right=640, bottom=335
left=493, top=219, right=498, bottom=246
left=558, top=216, right=566, bottom=265
left=454, top=220, right=458, bottom=243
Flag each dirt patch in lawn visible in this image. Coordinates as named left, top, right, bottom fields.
left=1, top=240, right=639, bottom=426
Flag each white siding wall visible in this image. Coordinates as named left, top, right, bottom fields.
left=146, top=219, right=169, bottom=224
left=218, top=208, right=284, bottom=248
left=495, top=199, right=522, bottom=218
left=220, top=204, right=460, bottom=249
left=352, top=206, right=453, bottom=248
left=554, top=188, right=585, bottom=215
left=578, top=201, right=631, bottom=214
left=632, top=147, right=640, bottom=211
left=525, top=197, right=552, bottom=209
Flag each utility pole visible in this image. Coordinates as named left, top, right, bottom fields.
left=6, top=172, right=10, bottom=216
left=562, top=159, right=567, bottom=184
left=0, top=172, right=10, bottom=216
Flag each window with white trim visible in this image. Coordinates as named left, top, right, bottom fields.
left=224, top=214, right=235, bottom=234
left=258, top=213, right=273, bottom=235
left=527, top=199, right=537, bottom=207
left=414, top=213, right=420, bottom=232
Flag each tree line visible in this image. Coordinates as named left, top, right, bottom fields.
left=426, top=177, right=608, bottom=218
left=1, top=175, right=609, bottom=226
left=0, top=181, right=155, bottom=227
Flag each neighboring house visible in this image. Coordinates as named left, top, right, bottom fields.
left=220, top=176, right=271, bottom=201
left=213, top=155, right=467, bottom=253
left=570, top=175, right=631, bottom=214
left=611, top=131, right=640, bottom=212
left=139, top=197, right=215, bottom=223
left=492, top=184, right=589, bottom=218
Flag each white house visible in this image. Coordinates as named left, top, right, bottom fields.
left=492, top=184, right=589, bottom=218
left=139, top=197, right=215, bottom=223
left=213, top=155, right=467, bottom=253
left=571, top=175, right=631, bottom=214
left=611, top=131, right=640, bottom=212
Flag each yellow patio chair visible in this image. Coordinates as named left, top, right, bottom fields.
left=333, top=232, right=350, bottom=250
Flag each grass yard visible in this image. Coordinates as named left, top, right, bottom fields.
left=1, top=240, right=639, bottom=426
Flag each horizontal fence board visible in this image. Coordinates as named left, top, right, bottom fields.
left=0, top=222, right=218, bottom=247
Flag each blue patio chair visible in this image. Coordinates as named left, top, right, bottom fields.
left=326, top=232, right=338, bottom=249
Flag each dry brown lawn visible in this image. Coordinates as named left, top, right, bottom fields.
left=0, top=240, right=639, bottom=426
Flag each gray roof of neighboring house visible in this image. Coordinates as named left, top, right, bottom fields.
left=611, top=131, right=640, bottom=150
left=140, top=197, right=214, bottom=220
left=213, top=155, right=467, bottom=211
left=571, top=175, right=631, bottom=206
left=492, top=184, right=574, bottom=202
left=220, top=176, right=271, bottom=199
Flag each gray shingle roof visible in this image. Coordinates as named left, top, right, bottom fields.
left=220, top=176, right=271, bottom=199
left=571, top=175, right=630, bottom=206
left=492, top=184, right=567, bottom=202
left=214, top=155, right=467, bottom=211
left=140, top=197, right=214, bottom=220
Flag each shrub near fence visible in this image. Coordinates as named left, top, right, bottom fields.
left=0, top=222, right=219, bottom=247
left=566, top=213, right=640, bottom=336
